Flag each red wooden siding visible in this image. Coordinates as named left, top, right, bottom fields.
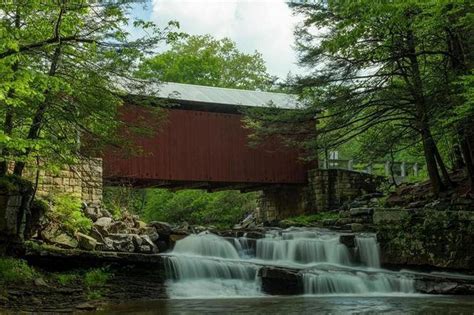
left=103, top=105, right=309, bottom=187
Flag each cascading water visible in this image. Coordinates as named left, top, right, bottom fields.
left=164, top=232, right=262, bottom=298
left=164, top=228, right=416, bottom=298
left=355, top=235, right=381, bottom=268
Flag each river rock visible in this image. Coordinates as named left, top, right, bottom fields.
left=170, top=234, right=187, bottom=245
left=339, top=234, right=355, bottom=248
left=259, top=266, right=302, bottom=295
left=76, top=232, right=98, bottom=251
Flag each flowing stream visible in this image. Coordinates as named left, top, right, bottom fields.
left=163, top=228, right=419, bottom=298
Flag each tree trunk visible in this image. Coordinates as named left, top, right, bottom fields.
left=421, top=127, right=445, bottom=195
left=405, top=27, right=445, bottom=195
left=13, top=45, right=62, bottom=177
left=0, top=10, right=21, bottom=177
left=459, top=125, right=474, bottom=190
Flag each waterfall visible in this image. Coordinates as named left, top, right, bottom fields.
left=164, top=232, right=262, bottom=298
left=355, top=235, right=381, bottom=268
left=302, top=271, right=415, bottom=295
left=164, top=228, right=416, bottom=298
left=256, top=231, right=351, bottom=266
left=172, top=232, right=240, bottom=259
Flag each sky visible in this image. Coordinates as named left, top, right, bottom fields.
left=130, top=0, right=303, bottom=79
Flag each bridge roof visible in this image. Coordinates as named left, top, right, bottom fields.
left=132, top=82, right=301, bottom=109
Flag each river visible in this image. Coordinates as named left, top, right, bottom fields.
left=102, top=228, right=474, bottom=314
left=101, top=296, right=474, bottom=314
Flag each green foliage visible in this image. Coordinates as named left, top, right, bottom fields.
left=49, top=193, right=92, bottom=234
left=245, top=1, right=473, bottom=193
left=0, top=175, right=32, bottom=193
left=103, top=186, right=147, bottom=219
left=0, top=1, right=179, bottom=177
left=0, top=257, right=37, bottom=284
left=144, top=189, right=258, bottom=228
left=56, top=273, right=79, bottom=286
left=279, top=212, right=340, bottom=227
left=84, top=267, right=111, bottom=300
left=84, top=268, right=110, bottom=288
left=137, top=34, right=274, bottom=90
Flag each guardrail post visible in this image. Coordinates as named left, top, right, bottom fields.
left=401, top=162, right=406, bottom=177
left=348, top=159, right=353, bottom=170
left=413, top=163, right=419, bottom=177
left=384, top=161, right=390, bottom=176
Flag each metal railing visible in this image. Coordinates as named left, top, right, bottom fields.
left=320, top=159, right=422, bottom=183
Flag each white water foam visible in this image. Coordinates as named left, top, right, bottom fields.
left=164, top=228, right=416, bottom=298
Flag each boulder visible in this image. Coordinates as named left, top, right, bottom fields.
left=89, top=227, right=106, bottom=243
left=76, top=232, right=98, bottom=251
left=350, top=223, right=365, bottom=232
left=94, top=217, right=112, bottom=229
left=170, top=234, right=187, bottom=244
left=135, top=220, right=147, bottom=229
left=139, top=227, right=159, bottom=242
left=108, top=221, right=128, bottom=234
left=148, top=221, right=172, bottom=236
left=51, top=233, right=78, bottom=249
left=339, top=234, right=355, bottom=248
left=83, top=207, right=101, bottom=221
left=106, top=233, right=135, bottom=252
left=138, top=235, right=158, bottom=253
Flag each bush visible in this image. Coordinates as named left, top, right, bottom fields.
left=143, top=189, right=258, bottom=229
left=48, top=193, right=92, bottom=233
left=84, top=268, right=110, bottom=288
left=0, top=257, right=37, bottom=284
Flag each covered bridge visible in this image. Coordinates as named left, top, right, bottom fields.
left=103, top=82, right=311, bottom=191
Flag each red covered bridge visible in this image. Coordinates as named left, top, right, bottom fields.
left=103, top=82, right=311, bottom=191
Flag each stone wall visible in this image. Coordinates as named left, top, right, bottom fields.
left=376, top=209, right=474, bottom=270
left=308, top=169, right=382, bottom=211
left=257, top=169, right=383, bottom=222
left=256, top=186, right=311, bottom=222
left=24, top=158, right=103, bottom=209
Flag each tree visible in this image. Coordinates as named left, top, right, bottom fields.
left=0, top=1, right=178, bottom=178
left=245, top=1, right=473, bottom=195
left=137, top=34, right=274, bottom=90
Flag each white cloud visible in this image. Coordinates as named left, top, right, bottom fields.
left=151, top=0, right=303, bottom=79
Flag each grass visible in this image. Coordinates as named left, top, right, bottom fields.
left=0, top=257, right=37, bottom=284
left=280, top=212, right=340, bottom=226
left=56, top=273, right=79, bottom=286
left=84, top=268, right=110, bottom=288
left=84, top=268, right=112, bottom=300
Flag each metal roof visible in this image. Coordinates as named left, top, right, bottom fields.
left=140, top=82, right=301, bottom=109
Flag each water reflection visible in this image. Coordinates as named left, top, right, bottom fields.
left=99, top=296, right=474, bottom=315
